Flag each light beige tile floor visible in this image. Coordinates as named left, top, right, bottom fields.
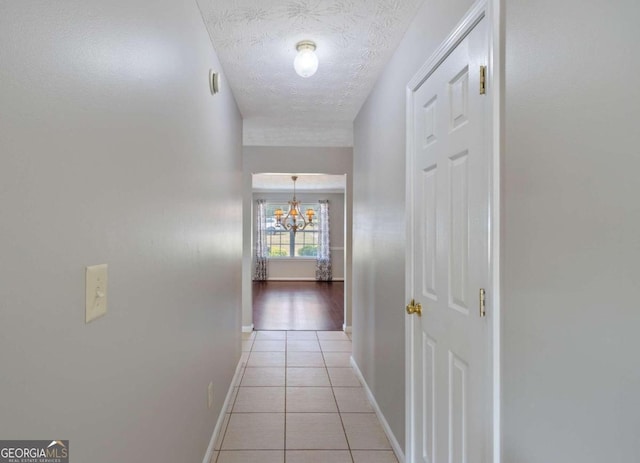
left=212, top=331, right=398, bottom=463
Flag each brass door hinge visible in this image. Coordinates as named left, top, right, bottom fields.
left=479, top=65, right=487, bottom=95
left=479, top=288, right=486, bottom=317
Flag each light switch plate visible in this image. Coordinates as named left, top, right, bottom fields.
left=86, top=264, right=108, bottom=323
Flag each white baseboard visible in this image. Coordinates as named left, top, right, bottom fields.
left=343, top=324, right=352, bottom=333
left=241, top=324, right=254, bottom=333
left=351, top=356, right=405, bottom=463
left=202, top=357, right=245, bottom=463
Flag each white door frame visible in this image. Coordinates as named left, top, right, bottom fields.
left=404, top=0, right=503, bottom=461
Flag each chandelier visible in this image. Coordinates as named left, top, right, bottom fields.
left=274, top=176, right=315, bottom=233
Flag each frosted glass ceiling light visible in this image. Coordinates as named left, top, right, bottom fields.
left=294, top=40, right=318, bottom=78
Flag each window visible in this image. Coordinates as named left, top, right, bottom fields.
left=265, top=202, right=319, bottom=258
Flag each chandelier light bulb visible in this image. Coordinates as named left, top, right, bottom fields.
left=294, top=40, right=318, bottom=78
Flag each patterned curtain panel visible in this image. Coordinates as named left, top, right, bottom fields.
left=253, top=199, right=268, bottom=281
left=316, top=200, right=332, bottom=281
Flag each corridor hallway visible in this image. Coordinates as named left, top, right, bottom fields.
left=210, top=331, right=398, bottom=463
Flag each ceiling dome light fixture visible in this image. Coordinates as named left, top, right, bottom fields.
left=294, top=40, right=318, bottom=78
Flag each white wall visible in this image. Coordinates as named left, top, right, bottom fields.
left=0, top=2, right=242, bottom=462
left=252, top=192, right=346, bottom=280
left=502, top=0, right=640, bottom=461
left=242, top=146, right=353, bottom=329
left=352, top=0, right=475, bottom=449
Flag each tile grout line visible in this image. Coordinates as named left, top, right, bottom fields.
left=284, top=331, right=288, bottom=463
left=320, top=332, right=356, bottom=463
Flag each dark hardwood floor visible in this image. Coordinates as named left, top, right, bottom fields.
left=252, top=281, right=344, bottom=331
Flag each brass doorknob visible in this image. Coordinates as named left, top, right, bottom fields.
left=406, top=299, right=422, bottom=316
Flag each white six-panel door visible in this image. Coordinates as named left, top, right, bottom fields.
left=407, top=14, right=490, bottom=463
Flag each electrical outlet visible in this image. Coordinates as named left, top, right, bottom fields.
left=207, top=382, right=214, bottom=409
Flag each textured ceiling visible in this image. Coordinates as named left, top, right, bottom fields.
left=197, top=0, right=425, bottom=147
left=253, top=173, right=346, bottom=191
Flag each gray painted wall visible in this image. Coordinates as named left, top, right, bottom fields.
left=242, top=147, right=353, bottom=329
left=503, top=0, right=640, bottom=461
left=352, top=0, right=475, bottom=450
left=0, top=1, right=242, bottom=462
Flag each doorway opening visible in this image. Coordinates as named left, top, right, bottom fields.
left=250, top=173, right=349, bottom=331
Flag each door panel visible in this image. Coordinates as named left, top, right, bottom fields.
left=422, top=167, right=438, bottom=299
left=449, top=67, right=469, bottom=130
left=449, top=150, right=469, bottom=314
left=423, top=333, right=437, bottom=463
left=449, top=351, right=468, bottom=463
